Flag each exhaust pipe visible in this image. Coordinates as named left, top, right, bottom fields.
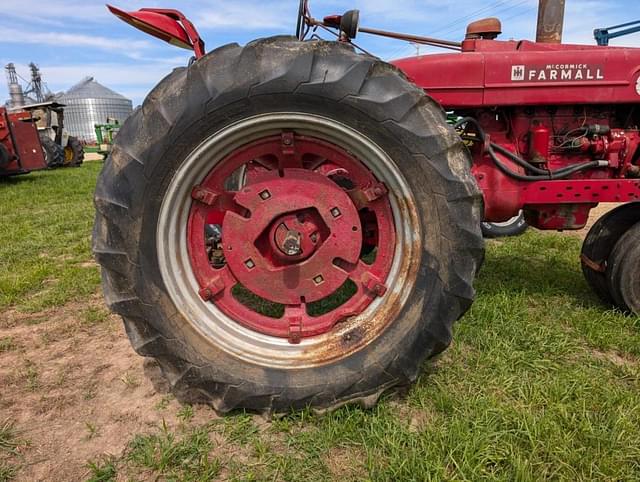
left=536, top=0, right=565, bottom=43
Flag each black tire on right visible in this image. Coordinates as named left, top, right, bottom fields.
left=93, top=37, right=484, bottom=414
left=581, top=203, right=640, bottom=305
left=481, top=211, right=528, bottom=238
left=606, top=221, right=640, bottom=314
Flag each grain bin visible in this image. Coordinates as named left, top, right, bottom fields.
left=58, top=77, right=132, bottom=142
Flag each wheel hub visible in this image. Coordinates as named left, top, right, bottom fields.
left=270, top=212, right=320, bottom=260
left=223, top=169, right=362, bottom=305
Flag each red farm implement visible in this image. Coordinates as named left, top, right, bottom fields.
left=0, top=107, right=47, bottom=176
left=94, top=1, right=640, bottom=414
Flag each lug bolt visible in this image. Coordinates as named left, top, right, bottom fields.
left=330, top=207, right=341, bottom=218
left=245, top=259, right=256, bottom=269
left=199, top=287, right=213, bottom=301
left=364, top=275, right=388, bottom=297
left=259, top=190, right=271, bottom=200
left=372, top=283, right=387, bottom=296
left=313, top=275, right=324, bottom=285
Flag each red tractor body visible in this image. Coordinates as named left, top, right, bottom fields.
left=394, top=40, right=640, bottom=228
left=0, top=107, right=48, bottom=176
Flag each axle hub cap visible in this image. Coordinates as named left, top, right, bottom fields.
left=271, top=212, right=320, bottom=260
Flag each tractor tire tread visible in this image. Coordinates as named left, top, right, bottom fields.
left=41, top=138, right=64, bottom=168
left=581, top=202, right=640, bottom=305
left=606, top=221, right=640, bottom=314
left=65, top=136, right=85, bottom=166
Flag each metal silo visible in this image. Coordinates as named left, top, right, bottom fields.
left=58, top=77, right=133, bottom=142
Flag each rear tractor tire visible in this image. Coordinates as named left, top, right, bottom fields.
left=41, top=138, right=64, bottom=168
left=63, top=136, right=84, bottom=167
left=93, top=37, right=484, bottom=414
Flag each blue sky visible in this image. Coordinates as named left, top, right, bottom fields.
left=1, top=0, right=639, bottom=106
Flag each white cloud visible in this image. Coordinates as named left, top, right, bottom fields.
left=195, top=2, right=293, bottom=30
left=0, top=27, right=152, bottom=53
left=1, top=0, right=111, bottom=26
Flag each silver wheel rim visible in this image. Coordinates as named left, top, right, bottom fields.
left=157, top=113, right=421, bottom=368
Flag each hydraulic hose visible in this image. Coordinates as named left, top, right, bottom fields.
left=454, top=117, right=607, bottom=181
left=487, top=144, right=603, bottom=181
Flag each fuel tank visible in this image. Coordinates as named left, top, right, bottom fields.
left=392, top=39, right=640, bottom=109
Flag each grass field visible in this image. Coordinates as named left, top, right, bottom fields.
left=1, top=164, right=640, bottom=481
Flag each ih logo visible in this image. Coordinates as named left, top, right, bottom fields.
left=511, top=65, right=525, bottom=81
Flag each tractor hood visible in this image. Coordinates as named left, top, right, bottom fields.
left=392, top=39, right=640, bottom=108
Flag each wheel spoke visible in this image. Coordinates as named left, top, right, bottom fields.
left=191, top=188, right=247, bottom=217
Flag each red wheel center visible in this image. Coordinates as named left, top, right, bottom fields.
left=186, top=132, right=396, bottom=342
left=222, top=168, right=362, bottom=305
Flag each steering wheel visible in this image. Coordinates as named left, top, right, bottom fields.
left=296, top=0, right=309, bottom=40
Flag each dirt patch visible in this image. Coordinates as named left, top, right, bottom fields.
left=561, top=204, right=618, bottom=238
left=0, top=295, right=220, bottom=481
left=323, top=446, right=368, bottom=481
left=589, top=348, right=639, bottom=370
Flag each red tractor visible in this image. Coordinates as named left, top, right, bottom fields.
left=94, top=2, right=640, bottom=414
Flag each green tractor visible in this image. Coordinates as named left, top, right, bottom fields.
left=84, top=119, right=121, bottom=160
